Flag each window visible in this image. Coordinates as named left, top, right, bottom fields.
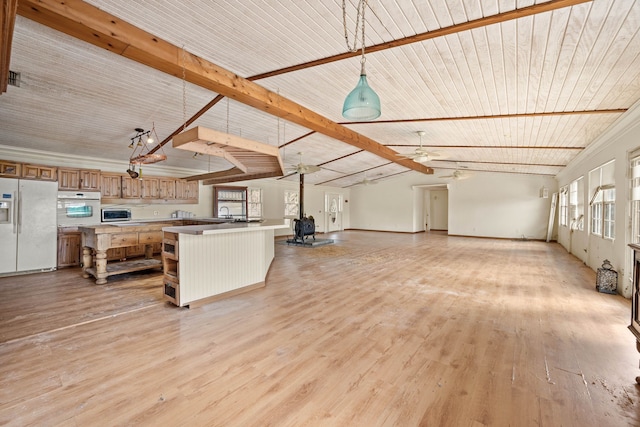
left=559, top=186, right=569, bottom=227
left=569, top=177, right=584, bottom=230
left=591, top=196, right=602, bottom=235
left=284, top=190, right=299, bottom=218
left=589, top=160, right=615, bottom=239
left=603, top=188, right=615, bottom=239
left=631, top=155, right=640, bottom=245
left=247, top=188, right=262, bottom=219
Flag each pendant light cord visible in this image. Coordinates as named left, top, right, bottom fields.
left=182, top=46, right=187, bottom=131
left=343, top=0, right=368, bottom=74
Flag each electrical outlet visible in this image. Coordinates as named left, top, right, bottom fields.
left=153, top=211, right=159, bottom=216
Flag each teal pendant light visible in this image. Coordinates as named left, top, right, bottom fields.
left=342, top=60, right=381, bottom=121
left=341, top=0, right=380, bottom=121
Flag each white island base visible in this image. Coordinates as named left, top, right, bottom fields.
left=161, top=219, right=288, bottom=308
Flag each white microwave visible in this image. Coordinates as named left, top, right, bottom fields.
left=101, top=208, right=131, bottom=222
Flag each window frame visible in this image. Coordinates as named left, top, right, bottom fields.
left=284, top=190, right=299, bottom=218
left=559, top=186, right=569, bottom=227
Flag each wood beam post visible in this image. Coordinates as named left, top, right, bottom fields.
left=1, top=0, right=18, bottom=94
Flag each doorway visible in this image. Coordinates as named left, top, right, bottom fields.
left=428, top=189, right=449, bottom=231
left=325, top=193, right=342, bottom=232
left=417, top=185, right=448, bottom=232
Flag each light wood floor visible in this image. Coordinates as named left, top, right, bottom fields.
left=1, top=231, right=638, bottom=426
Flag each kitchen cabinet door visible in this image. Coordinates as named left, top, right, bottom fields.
left=100, top=174, right=122, bottom=198
left=176, top=180, right=199, bottom=202
left=58, top=168, right=81, bottom=190
left=141, top=178, right=159, bottom=199
left=22, top=164, right=57, bottom=181
left=121, top=176, right=141, bottom=198
left=79, top=170, right=101, bottom=191
left=0, top=161, right=21, bottom=177
left=159, top=178, right=176, bottom=199
left=57, top=231, right=82, bottom=267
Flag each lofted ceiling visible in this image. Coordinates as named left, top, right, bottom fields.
left=1, top=0, right=639, bottom=187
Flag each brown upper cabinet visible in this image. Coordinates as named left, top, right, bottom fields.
left=140, top=178, right=160, bottom=199
left=176, top=180, right=199, bottom=202
left=100, top=174, right=198, bottom=204
left=0, top=161, right=21, bottom=177
left=158, top=178, right=176, bottom=200
left=121, top=175, right=142, bottom=199
left=100, top=173, right=122, bottom=198
left=58, top=168, right=101, bottom=191
left=21, top=163, right=57, bottom=181
left=79, top=169, right=101, bottom=191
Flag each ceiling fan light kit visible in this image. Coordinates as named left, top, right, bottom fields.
left=285, top=152, right=322, bottom=175
left=397, top=130, right=444, bottom=163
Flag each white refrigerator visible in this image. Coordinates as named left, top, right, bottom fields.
left=0, top=177, right=58, bottom=274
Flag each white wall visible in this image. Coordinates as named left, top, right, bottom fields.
left=448, top=173, right=558, bottom=240
left=556, top=100, right=640, bottom=298
left=349, top=173, right=443, bottom=232
left=349, top=171, right=556, bottom=238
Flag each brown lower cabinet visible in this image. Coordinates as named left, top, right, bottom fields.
left=57, top=231, right=163, bottom=268
left=57, top=230, right=82, bottom=268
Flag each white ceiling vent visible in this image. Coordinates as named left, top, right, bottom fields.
left=8, top=71, right=20, bottom=87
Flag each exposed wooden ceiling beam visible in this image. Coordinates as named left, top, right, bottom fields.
left=0, top=0, right=18, bottom=94
left=430, top=160, right=567, bottom=167
left=341, top=109, right=626, bottom=126
left=16, top=0, right=432, bottom=175
left=250, top=0, right=592, bottom=81
left=388, top=145, right=584, bottom=150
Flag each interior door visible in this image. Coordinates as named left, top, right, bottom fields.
left=326, top=193, right=342, bottom=232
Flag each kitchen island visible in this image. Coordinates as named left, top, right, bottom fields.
left=79, top=221, right=177, bottom=284
left=161, top=219, right=288, bottom=307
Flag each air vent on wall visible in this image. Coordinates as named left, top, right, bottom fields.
left=8, top=71, right=20, bottom=87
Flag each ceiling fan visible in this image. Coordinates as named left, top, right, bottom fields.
left=285, top=152, right=321, bottom=175
left=397, top=131, right=444, bottom=163
left=354, top=172, right=380, bottom=186
left=439, top=168, right=473, bottom=180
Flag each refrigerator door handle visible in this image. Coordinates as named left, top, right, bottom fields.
left=17, top=190, right=22, bottom=234
left=12, top=191, right=18, bottom=234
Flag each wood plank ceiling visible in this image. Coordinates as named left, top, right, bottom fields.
left=1, top=0, right=639, bottom=187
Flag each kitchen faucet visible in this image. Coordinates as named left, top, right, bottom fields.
left=219, top=206, right=230, bottom=218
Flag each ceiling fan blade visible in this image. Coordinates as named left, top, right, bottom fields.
left=299, top=164, right=321, bottom=174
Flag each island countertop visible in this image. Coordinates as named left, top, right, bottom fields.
left=77, top=218, right=233, bottom=234
left=162, top=219, right=288, bottom=235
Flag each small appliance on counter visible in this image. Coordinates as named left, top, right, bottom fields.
left=101, top=208, right=132, bottom=222
left=172, top=210, right=195, bottom=218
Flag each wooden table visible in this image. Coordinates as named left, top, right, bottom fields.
left=79, top=222, right=176, bottom=284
